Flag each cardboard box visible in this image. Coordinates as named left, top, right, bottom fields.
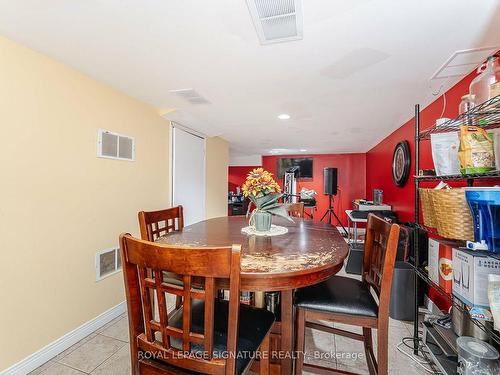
left=428, top=238, right=454, bottom=293
left=452, top=248, right=500, bottom=320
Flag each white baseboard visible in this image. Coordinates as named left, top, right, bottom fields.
left=1, top=301, right=127, bottom=375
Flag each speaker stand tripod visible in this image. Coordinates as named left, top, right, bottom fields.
left=320, top=195, right=348, bottom=237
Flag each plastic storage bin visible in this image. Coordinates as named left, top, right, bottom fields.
left=457, top=336, right=499, bottom=374
left=465, top=187, right=500, bottom=253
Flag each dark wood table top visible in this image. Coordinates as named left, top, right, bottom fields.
left=156, top=216, right=348, bottom=286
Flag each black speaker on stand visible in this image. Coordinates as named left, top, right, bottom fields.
left=323, top=167, right=338, bottom=196
left=320, top=168, right=348, bottom=237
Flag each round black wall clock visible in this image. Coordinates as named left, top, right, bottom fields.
left=392, top=141, right=410, bottom=187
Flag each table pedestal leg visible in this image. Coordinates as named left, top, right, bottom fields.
left=280, top=289, right=293, bottom=375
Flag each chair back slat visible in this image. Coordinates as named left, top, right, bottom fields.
left=204, top=277, right=215, bottom=360
left=225, top=248, right=241, bottom=375
left=182, top=275, right=192, bottom=352
left=155, top=270, right=171, bottom=349
left=120, top=234, right=241, bottom=375
left=138, top=206, right=184, bottom=241
left=362, top=214, right=400, bottom=302
left=138, top=267, right=155, bottom=342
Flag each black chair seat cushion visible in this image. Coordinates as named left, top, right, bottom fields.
left=295, top=276, right=378, bottom=318
left=167, top=299, right=275, bottom=374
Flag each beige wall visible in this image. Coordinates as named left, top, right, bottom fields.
left=0, top=36, right=171, bottom=369
left=205, top=137, right=229, bottom=219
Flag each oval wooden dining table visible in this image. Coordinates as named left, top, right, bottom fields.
left=156, top=215, right=348, bottom=375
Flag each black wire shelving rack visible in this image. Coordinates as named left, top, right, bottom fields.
left=415, top=170, right=500, bottom=182
left=411, top=95, right=500, bottom=374
left=418, top=95, right=500, bottom=139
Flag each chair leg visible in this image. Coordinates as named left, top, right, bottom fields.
left=259, top=332, right=270, bottom=375
left=131, top=345, right=139, bottom=375
left=294, top=308, right=306, bottom=375
left=377, top=325, right=389, bottom=375
left=362, top=327, right=376, bottom=375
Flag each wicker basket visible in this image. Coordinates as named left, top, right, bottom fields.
left=419, top=188, right=437, bottom=228
left=432, top=188, right=474, bottom=241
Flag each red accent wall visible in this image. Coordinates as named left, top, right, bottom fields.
left=365, top=69, right=489, bottom=313
left=228, top=166, right=261, bottom=193
left=262, top=153, right=366, bottom=226
left=366, top=70, right=479, bottom=222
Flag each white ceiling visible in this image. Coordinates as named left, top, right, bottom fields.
left=1, top=0, right=500, bottom=156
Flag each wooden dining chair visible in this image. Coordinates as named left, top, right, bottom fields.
left=138, top=206, right=184, bottom=241
left=120, top=233, right=274, bottom=375
left=138, top=206, right=185, bottom=309
left=294, top=214, right=400, bottom=375
left=286, top=202, right=305, bottom=218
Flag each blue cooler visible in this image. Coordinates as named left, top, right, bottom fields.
left=465, top=187, right=500, bottom=253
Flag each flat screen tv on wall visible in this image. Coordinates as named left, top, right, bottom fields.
left=277, top=158, right=313, bottom=179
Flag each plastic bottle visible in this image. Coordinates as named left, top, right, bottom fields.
left=469, top=55, right=500, bottom=106
left=459, top=94, right=476, bottom=126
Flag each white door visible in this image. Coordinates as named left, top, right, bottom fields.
left=172, top=126, right=205, bottom=226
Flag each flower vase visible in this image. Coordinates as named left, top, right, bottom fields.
left=252, top=211, right=272, bottom=232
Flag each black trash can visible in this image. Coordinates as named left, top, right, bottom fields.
left=389, top=261, right=415, bottom=321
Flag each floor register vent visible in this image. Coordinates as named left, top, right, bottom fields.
left=96, top=247, right=122, bottom=281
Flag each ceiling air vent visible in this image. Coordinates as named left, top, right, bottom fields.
left=246, top=0, right=303, bottom=45
left=169, top=89, right=210, bottom=105
left=431, top=46, right=500, bottom=80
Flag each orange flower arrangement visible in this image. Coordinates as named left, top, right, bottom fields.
left=242, top=168, right=281, bottom=198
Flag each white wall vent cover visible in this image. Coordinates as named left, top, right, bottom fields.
left=169, top=89, right=211, bottom=105
left=97, top=129, right=135, bottom=161
left=431, top=46, right=500, bottom=80
left=96, top=247, right=121, bottom=281
left=246, top=0, right=303, bottom=45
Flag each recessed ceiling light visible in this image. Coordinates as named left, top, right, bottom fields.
left=300, top=149, right=307, bottom=152
left=278, top=114, right=290, bottom=120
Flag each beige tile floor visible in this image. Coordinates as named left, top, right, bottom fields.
left=29, top=267, right=432, bottom=375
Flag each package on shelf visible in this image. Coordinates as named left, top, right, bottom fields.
left=487, top=127, right=500, bottom=170
left=491, top=82, right=500, bottom=101
left=428, top=238, right=454, bottom=293
left=430, top=132, right=460, bottom=176
left=452, top=248, right=500, bottom=320
left=459, top=125, right=495, bottom=174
